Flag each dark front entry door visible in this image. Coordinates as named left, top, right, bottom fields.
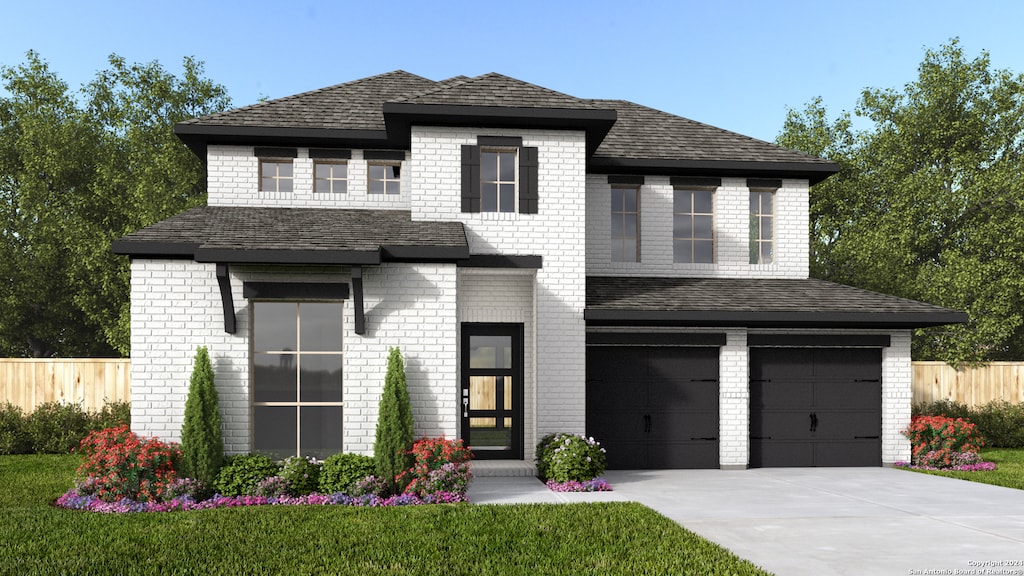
left=587, top=346, right=720, bottom=469
left=461, top=324, right=524, bottom=459
left=750, top=348, right=882, bottom=467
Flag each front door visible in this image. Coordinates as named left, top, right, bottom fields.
left=461, top=324, right=524, bottom=459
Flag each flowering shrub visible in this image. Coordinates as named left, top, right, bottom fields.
left=545, top=478, right=613, bottom=492
left=903, top=415, right=986, bottom=467
left=253, top=475, right=291, bottom=498
left=350, top=475, right=389, bottom=497
left=74, top=425, right=181, bottom=502
left=537, top=433, right=607, bottom=483
left=280, top=456, right=321, bottom=496
left=396, top=437, right=473, bottom=497
left=162, top=477, right=206, bottom=501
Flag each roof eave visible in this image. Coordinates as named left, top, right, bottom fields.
left=382, top=102, right=618, bottom=156
left=173, top=123, right=393, bottom=159
left=583, top=309, right=969, bottom=329
left=587, top=157, right=840, bottom=185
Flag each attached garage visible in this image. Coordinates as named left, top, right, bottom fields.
left=749, top=345, right=883, bottom=467
left=586, top=337, right=721, bottom=469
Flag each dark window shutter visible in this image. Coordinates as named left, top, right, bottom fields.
left=519, top=147, right=539, bottom=214
left=461, top=145, right=481, bottom=212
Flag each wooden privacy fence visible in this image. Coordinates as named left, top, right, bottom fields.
left=912, top=361, right=1024, bottom=407
left=0, top=359, right=130, bottom=413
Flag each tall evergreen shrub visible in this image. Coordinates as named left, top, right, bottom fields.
left=180, top=346, right=223, bottom=485
left=374, top=347, right=414, bottom=494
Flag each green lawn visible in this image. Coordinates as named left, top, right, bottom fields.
left=0, top=455, right=772, bottom=576
left=901, top=448, right=1024, bottom=490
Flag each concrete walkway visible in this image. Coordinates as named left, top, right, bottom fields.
left=468, top=467, right=1024, bottom=576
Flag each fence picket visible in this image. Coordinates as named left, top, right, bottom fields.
left=0, top=359, right=130, bottom=413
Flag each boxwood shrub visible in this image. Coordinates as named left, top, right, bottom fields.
left=212, top=454, right=280, bottom=496
left=319, top=452, right=376, bottom=494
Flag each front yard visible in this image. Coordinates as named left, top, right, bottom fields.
left=1, top=455, right=771, bottom=576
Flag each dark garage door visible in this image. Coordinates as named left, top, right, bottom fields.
left=750, top=348, right=882, bottom=467
left=587, top=347, right=719, bottom=469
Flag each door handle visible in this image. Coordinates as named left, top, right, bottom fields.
left=809, top=413, right=815, bottom=432
left=643, top=414, right=651, bottom=434
left=811, top=413, right=819, bottom=432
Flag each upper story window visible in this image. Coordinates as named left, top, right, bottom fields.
left=310, top=149, right=352, bottom=194
left=750, top=190, right=775, bottom=264
left=314, top=161, right=347, bottom=194
left=255, top=147, right=298, bottom=194
left=368, top=163, right=401, bottom=195
left=481, top=149, right=517, bottom=212
left=610, top=185, right=640, bottom=262
left=674, top=189, right=715, bottom=263
left=462, top=136, right=538, bottom=214
left=260, top=159, right=294, bottom=193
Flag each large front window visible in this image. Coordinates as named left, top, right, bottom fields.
left=481, top=150, right=517, bottom=212
left=252, top=301, right=343, bottom=460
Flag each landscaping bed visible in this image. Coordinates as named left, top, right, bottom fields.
left=899, top=448, right=1024, bottom=490
left=1, top=454, right=773, bottom=576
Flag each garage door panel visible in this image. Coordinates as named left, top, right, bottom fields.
left=650, top=380, right=719, bottom=411
left=647, top=347, right=719, bottom=382
left=813, top=440, right=880, bottom=467
left=600, top=440, right=648, bottom=469
left=752, top=410, right=815, bottom=439
left=649, top=410, right=718, bottom=441
left=812, top=349, right=882, bottom=379
left=750, top=440, right=814, bottom=467
left=649, top=441, right=719, bottom=469
left=587, top=347, right=647, bottom=382
left=814, top=381, right=882, bottom=411
left=751, top=380, right=814, bottom=410
left=588, top=410, right=645, bottom=440
left=813, top=411, right=880, bottom=438
left=587, top=379, right=646, bottom=411
left=750, top=348, right=814, bottom=380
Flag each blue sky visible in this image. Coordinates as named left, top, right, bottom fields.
left=3, top=0, right=1024, bottom=142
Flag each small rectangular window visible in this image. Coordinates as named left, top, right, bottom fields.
left=674, top=189, right=715, bottom=264
left=481, top=150, right=517, bottom=212
left=260, top=159, right=293, bottom=193
left=314, top=161, right=347, bottom=194
left=611, top=186, right=640, bottom=262
left=368, top=163, right=401, bottom=195
left=750, top=190, right=774, bottom=264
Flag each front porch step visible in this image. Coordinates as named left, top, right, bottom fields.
left=471, top=460, right=537, bottom=477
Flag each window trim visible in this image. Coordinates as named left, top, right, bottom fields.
left=750, top=189, right=775, bottom=265
left=480, top=147, right=518, bottom=213
left=367, top=161, right=401, bottom=196
left=610, top=184, right=641, bottom=263
left=673, top=187, right=716, bottom=264
left=313, top=159, right=348, bottom=194
left=259, top=158, right=294, bottom=193
left=250, top=300, right=345, bottom=460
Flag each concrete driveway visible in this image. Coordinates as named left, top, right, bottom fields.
left=469, top=468, right=1024, bottom=575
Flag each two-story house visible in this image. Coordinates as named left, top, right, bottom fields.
left=112, top=71, right=965, bottom=471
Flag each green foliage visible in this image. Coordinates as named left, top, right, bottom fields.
left=536, top=433, right=607, bottom=482
left=279, top=456, right=321, bottom=496
left=903, top=447, right=1024, bottom=490
left=0, top=454, right=773, bottom=576
left=319, top=452, right=376, bottom=494
left=26, top=402, right=91, bottom=454
left=211, top=454, right=279, bottom=497
left=92, top=401, right=131, bottom=431
left=777, top=39, right=1024, bottom=364
left=914, top=399, right=1024, bottom=447
left=374, top=347, right=414, bottom=494
left=0, top=51, right=230, bottom=357
left=0, top=403, right=31, bottom=454
left=179, top=346, right=223, bottom=485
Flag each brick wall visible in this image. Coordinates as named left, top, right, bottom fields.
left=882, top=330, right=913, bottom=464
left=719, top=329, right=749, bottom=468
left=585, top=175, right=809, bottom=278
left=207, top=145, right=412, bottom=210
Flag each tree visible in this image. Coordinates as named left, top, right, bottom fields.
left=180, top=346, right=223, bottom=486
left=778, top=39, right=1024, bottom=363
left=0, top=51, right=230, bottom=357
left=373, top=347, right=414, bottom=494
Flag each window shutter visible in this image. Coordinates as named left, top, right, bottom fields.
left=519, top=146, right=539, bottom=214
left=461, top=145, right=481, bottom=212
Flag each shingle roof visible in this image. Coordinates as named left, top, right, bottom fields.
left=112, top=206, right=469, bottom=264
left=586, top=276, right=967, bottom=328
left=178, top=70, right=437, bottom=131
left=174, top=71, right=837, bottom=181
